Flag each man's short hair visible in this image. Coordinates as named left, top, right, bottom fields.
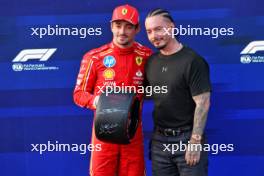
left=146, top=8, right=174, bottom=23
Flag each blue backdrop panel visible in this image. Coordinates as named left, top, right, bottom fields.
left=0, top=0, right=264, bottom=175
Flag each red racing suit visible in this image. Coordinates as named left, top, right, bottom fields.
left=73, top=41, right=152, bottom=176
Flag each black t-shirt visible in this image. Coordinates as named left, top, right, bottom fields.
left=145, top=46, right=211, bottom=128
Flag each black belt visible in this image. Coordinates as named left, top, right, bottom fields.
left=155, top=126, right=192, bottom=136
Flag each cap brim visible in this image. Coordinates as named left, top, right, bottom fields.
left=110, top=19, right=137, bottom=25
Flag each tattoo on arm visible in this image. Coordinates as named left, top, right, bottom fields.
left=192, top=92, right=211, bottom=137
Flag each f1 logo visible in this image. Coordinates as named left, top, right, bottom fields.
left=13, top=48, right=57, bottom=62
left=240, top=41, right=264, bottom=54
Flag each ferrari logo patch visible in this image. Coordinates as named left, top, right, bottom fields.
left=122, top=8, right=128, bottom=15
left=135, top=56, right=143, bottom=66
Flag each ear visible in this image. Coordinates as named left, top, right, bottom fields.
left=169, top=21, right=175, bottom=28
left=136, top=24, right=141, bottom=34
left=110, top=22, right=114, bottom=32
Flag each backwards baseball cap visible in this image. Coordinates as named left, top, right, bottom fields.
left=111, top=4, right=139, bottom=25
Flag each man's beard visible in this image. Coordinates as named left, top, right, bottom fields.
left=152, top=38, right=167, bottom=50
left=117, top=36, right=130, bottom=46
left=118, top=41, right=130, bottom=47
left=156, top=43, right=167, bottom=50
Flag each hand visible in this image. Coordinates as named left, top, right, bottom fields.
left=93, top=95, right=100, bottom=108
left=185, top=142, right=201, bottom=166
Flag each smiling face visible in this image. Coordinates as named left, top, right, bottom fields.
left=145, top=15, right=174, bottom=50
left=111, top=20, right=139, bottom=48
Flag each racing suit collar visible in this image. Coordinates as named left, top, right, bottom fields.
left=111, top=41, right=135, bottom=55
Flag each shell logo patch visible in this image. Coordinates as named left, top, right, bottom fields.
left=135, top=56, right=143, bottom=66
left=103, top=68, right=115, bottom=80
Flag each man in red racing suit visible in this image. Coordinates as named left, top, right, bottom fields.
left=73, top=4, right=152, bottom=176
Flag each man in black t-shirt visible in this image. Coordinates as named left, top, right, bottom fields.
left=145, top=9, right=211, bottom=176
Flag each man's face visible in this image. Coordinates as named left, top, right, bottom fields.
left=111, top=20, right=139, bottom=48
left=145, top=15, right=173, bottom=50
